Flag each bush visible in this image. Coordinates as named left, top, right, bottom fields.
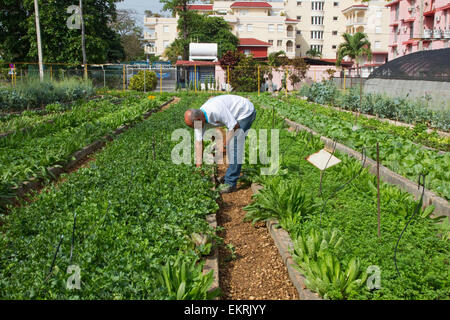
left=128, top=70, right=157, bottom=92
left=299, top=82, right=450, bottom=131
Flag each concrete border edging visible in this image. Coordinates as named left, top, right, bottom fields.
left=203, top=213, right=220, bottom=299
left=8, top=97, right=175, bottom=203
left=251, top=183, right=322, bottom=300
left=284, top=118, right=450, bottom=218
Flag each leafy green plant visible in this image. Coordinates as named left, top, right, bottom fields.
left=157, top=255, right=220, bottom=300
left=291, top=229, right=366, bottom=300
left=243, top=177, right=316, bottom=225
left=128, top=70, right=157, bottom=92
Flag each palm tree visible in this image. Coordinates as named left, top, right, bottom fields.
left=305, top=48, right=322, bottom=59
left=336, top=32, right=372, bottom=125
left=336, top=32, right=372, bottom=77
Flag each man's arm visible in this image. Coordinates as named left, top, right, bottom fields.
left=226, top=123, right=240, bottom=147
left=195, top=140, right=203, bottom=168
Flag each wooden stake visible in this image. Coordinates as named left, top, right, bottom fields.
left=377, top=142, right=381, bottom=238
left=257, top=65, right=260, bottom=96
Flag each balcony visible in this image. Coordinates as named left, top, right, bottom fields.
left=346, top=18, right=366, bottom=26
left=144, top=17, right=158, bottom=25
left=209, top=15, right=237, bottom=23
left=445, top=29, right=450, bottom=39
left=423, top=29, right=432, bottom=39
left=145, top=46, right=156, bottom=54
left=433, top=29, right=442, bottom=39
left=144, top=32, right=157, bottom=40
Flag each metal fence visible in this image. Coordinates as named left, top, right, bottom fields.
left=0, top=63, right=178, bottom=92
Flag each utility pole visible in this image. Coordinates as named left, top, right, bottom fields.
left=79, top=0, right=87, bottom=80
left=34, top=0, right=44, bottom=81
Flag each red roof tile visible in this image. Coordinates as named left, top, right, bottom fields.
left=187, top=4, right=213, bottom=11
left=385, top=0, right=400, bottom=7
left=239, top=38, right=272, bottom=46
left=231, top=2, right=272, bottom=8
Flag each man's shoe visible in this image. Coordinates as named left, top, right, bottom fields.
left=218, top=183, right=236, bottom=194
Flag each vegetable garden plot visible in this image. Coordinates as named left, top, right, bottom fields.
left=0, top=94, right=220, bottom=299
left=0, top=94, right=170, bottom=207
left=252, top=95, right=450, bottom=201
left=242, top=103, right=449, bottom=300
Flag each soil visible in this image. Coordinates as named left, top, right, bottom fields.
left=216, top=163, right=299, bottom=300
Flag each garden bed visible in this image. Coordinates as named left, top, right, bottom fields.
left=242, top=101, right=449, bottom=300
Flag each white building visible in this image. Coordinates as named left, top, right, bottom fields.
left=144, top=1, right=391, bottom=62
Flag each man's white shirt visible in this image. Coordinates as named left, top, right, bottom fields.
left=194, top=95, right=255, bottom=141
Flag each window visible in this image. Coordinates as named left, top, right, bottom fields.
left=277, top=24, right=284, bottom=32
left=333, top=16, right=338, bottom=21
left=310, top=44, right=323, bottom=53
left=163, top=25, right=169, bottom=33
left=240, top=9, right=248, bottom=16
left=310, top=30, right=324, bottom=39
left=296, top=45, right=301, bottom=49
left=376, top=26, right=382, bottom=34
left=311, top=16, right=324, bottom=25
left=243, top=49, right=251, bottom=56
left=376, top=11, right=382, bottom=18
left=374, top=41, right=381, bottom=49
left=311, top=1, right=324, bottom=11
left=268, top=40, right=274, bottom=45
left=297, top=1, right=302, bottom=6
left=332, top=31, right=338, bottom=35
left=332, top=45, right=337, bottom=49
left=296, top=30, right=302, bottom=35
left=296, top=16, right=302, bottom=21
left=247, top=24, right=253, bottom=32
left=238, top=24, right=244, bottom=31
left=163, top=40, right=169, bottom=49
left=334, top=2, right=339, bottom=6
left=268, top=24, right=275, bottom=32
left=277, top=40, right=283, bottom=47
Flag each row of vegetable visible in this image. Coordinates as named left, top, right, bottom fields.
left=0, top=78, right=95, bottom=112
left=243, top=103, right=449, bottom=300
left=299, top=81, right=449, bottom=132
left=0, top=94, right=170, bottom=209
left=252, top=94, right=450, bottom=200
left=0, top=93, right=220, bottom=299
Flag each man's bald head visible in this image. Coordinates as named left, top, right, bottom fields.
left=184, top=109, right=205, bottom=128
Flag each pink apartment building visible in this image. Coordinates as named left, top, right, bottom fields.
left=387, top=0, right=450, bottom=60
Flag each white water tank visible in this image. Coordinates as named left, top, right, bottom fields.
left=189, top=43, right=218, bottom=61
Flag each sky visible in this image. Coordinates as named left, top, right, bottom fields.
left=116, top=0, right=165, bottom=27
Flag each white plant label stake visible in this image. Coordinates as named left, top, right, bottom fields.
left=306, top=148, right=341, bottom=195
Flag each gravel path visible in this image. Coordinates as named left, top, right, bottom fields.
left=216, top=164, right=299, bottom=300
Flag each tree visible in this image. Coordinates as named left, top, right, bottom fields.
left=336, top=32, right=372, bottom=77
left=160, top=0, right=197, bottom=60
left=219, top=51, right=261, bottom=92
left=336, top=32, right=372, bottom=124
left=288, top=57, right=309, bottom=89
left=164, top=13, right=239, bottom=62
left=264, top=51, right=289, bottom=92
left=306, top=48, right=322, bottom=59
left=110, top=10, right=145, bottom=62
left=0, top=0, right=124, bottom=63
left=0, top=0, right=30, bottom=62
